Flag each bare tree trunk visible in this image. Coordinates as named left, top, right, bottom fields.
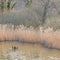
left=41, top=0, right=50, bottom=26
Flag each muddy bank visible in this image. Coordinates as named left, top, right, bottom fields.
left=0, top=39, right=60, bottom=50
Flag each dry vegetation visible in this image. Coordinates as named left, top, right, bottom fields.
left=0, top=24, right=60, bottom=49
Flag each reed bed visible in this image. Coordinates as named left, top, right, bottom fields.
left=0, top=24, right=60, bottom=49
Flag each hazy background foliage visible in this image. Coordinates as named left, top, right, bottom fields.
left=0, top=0, right=60, bottom=29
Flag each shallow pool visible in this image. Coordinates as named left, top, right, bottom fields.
left=0, top=42, right=60, bottom=60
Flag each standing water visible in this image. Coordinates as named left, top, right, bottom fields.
left=0, top=42, right=60, bottom=60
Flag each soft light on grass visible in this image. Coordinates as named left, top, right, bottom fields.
left=0, top=24, right=60, bottom=49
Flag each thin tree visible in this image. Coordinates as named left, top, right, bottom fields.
left=41, top=0, right=50, bottom=26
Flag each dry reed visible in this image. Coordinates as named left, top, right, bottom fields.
left=0, top=24, right=60, bottom=49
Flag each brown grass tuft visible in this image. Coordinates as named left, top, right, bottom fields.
left=0, top=24, right=60, bottom=49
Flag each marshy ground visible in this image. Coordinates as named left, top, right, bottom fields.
left=0, top=42, right=60, bottom=60
left=0, top=0, right=60, bottom=60
left=0, top=25, right=60, bottom=60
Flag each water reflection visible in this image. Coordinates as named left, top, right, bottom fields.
left=0, top=42, right=60, bottom=60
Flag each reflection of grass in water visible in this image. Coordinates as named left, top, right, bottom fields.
left=0, top=42, right=60, bottom=60
left=0, top=49, right=40, bottom=60
left=0, top=42, right=40, bottom=60
left=0, top=52, right=40, bottom=60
